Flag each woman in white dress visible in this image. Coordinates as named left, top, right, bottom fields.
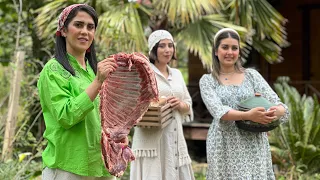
left=199, top=28, right=290, bottom=179
left=130, top=30, right=195, bottom=180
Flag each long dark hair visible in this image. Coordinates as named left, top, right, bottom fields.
left=54, top=5, right=98, bottom=76
left=149, top=42, right=177, bottom=64
left=211, top=31, right=244, bottom=83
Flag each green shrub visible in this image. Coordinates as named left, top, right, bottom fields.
left=269, top=77, right=320, bottom=178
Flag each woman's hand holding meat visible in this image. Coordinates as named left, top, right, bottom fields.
left=96, top=57, right=118, bottom=84
left=88, top=57, right=118, bottom=101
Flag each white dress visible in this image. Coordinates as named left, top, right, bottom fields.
left=199, top=68, right=290, bottom=180
left=130, top=64, right=195, bottom=180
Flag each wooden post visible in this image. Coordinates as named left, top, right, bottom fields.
left=2, top=51, right=25, bottom=161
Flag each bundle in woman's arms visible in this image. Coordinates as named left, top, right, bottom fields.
left=99, top=52, right=159, bottom=177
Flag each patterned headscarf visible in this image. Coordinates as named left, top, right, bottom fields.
left=148, top=30, right=174, bottom=55
left=214, top=28, right=240, bottom=46
left=56, top=4, right=85, bottom=36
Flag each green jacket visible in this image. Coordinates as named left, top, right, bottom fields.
left=37, top=54, right=111, bottom=177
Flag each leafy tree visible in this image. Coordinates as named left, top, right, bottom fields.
left=0, top=0, right=46, bottom=178
left=34, top=0, right=288, bottom=69
left=0, top=0, right=20, bottom=63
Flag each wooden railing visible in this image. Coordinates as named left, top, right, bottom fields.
left=288, top=81, right=320, bottom=99
left=187, top=84, right=212, bottom=124
left=183, top=84, right=212, bottom=140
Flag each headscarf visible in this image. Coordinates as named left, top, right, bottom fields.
left=214, top=28, right=240, bottom=46
left=56, top=4, right=86, bottom=36
left=148, top=30, right=174, bottom=55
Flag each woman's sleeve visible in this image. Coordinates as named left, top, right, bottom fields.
left=199, top=74, right=232, bottom=121
left=37, top=64, right=95, bottom=129
left=248, top=69, right=290, bottom=123
left=178, top=70, right=194, bottom=122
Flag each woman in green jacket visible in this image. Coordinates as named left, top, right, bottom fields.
left=37, top=4, right=118, bottom=180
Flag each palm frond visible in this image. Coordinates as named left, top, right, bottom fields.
left=96, top=2, right=148, bottom=54
left=175, top=14, right=247, bottom=69
left=251, top=37, right=284, bottom=63
left=270, top=80, right=320, bottom=174
left=270, top=146, right=290, bottom=161
left=309, top=96, right=320, bottom=145
left=153, top=0, right=221, bottom=25
left=227, top=0, right=289, bottom=63
left=34, top=0, right=85, bottom=39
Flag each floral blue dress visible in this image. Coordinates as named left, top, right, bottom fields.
left=199, top=68, right=289, bottom=180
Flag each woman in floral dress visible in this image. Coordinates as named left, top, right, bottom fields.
left=199, top=28, right=290, bottom=179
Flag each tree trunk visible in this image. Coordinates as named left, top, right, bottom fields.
left=2, top=51, right=25, bottom=161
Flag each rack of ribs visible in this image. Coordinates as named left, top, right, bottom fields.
left=99, top=52, right=158, bottom=177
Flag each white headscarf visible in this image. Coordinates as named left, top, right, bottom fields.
left=148, top=30, right=174, bottom=55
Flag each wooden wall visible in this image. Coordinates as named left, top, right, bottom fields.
left=270, top=0, right=320, bottom=92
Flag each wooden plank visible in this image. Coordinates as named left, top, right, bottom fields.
left=161, top=108, right=172, bottom=118
left=137, top=122, right=160, bottom=126
left=160, top=113, right=172, bottom=123
left=183, top=122, right=210, bottom=141
left=160, top=103, right=171, bottom=112
left=183, top=122, right=211, bottom=128
left=147, top=106, right=161, bottom=110
left=141, top=116, right=160, bottom=121
left=2, top=51, right=25, bottom=161
left=183, top=127, right=208, bottom=140
left=161, top=118, right=172, bottom=129
left=144, top=111, right=161, bottom=116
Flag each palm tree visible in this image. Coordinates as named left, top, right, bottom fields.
left=269, top=78, right=320, bottom=177
left=34, top=0, right=288, bottom=69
